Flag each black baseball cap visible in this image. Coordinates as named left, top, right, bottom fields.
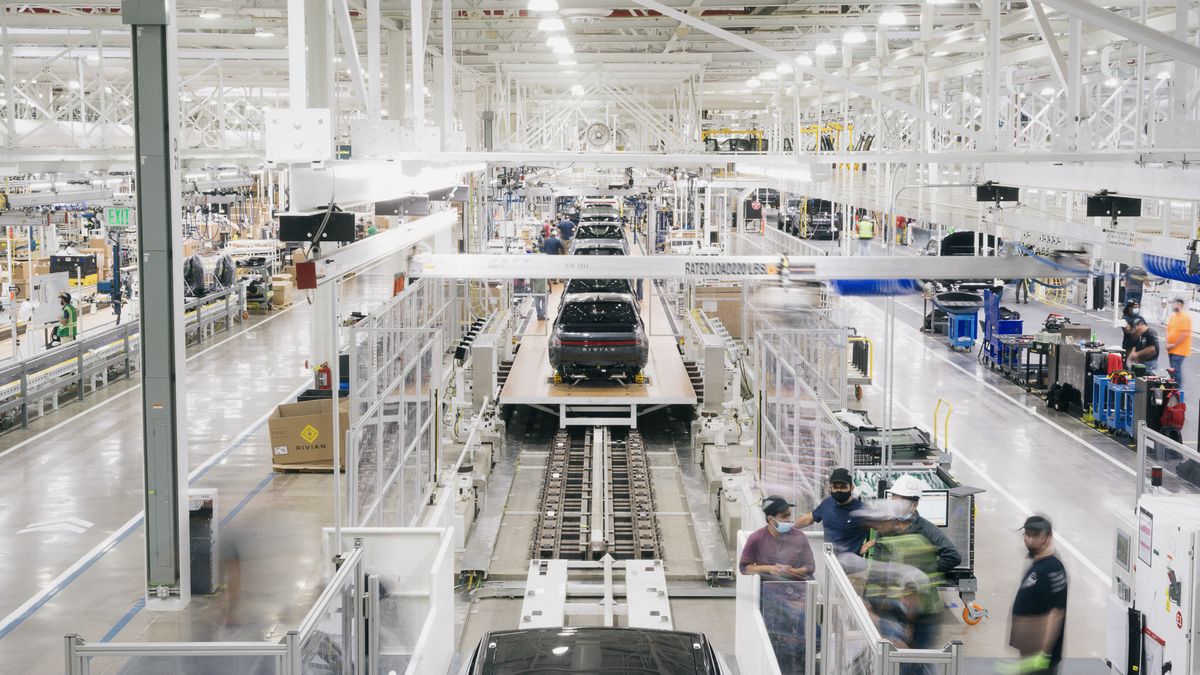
left=761, top=495, right=793, bottom=517
left=1019, top=515, right=1053, bottom=534
left=829, top=468, right=853, bottom=486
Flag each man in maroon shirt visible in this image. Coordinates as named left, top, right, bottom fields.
left=739, top=494, right=816, bottom=580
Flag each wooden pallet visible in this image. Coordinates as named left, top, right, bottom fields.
left=272, top=462, right=343, bottom=474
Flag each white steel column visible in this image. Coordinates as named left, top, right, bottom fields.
left=1067, top=17, right=1083, bottom=122
left=288, top=0, right=308, bottom=108
left=306, top=0, right=334, bottom=110
left=986, top=0, right=1001, bottom=150
left=367, top=0, right=382, bottom=118
left=387, top=29, right=408, bottom=120
left=441, top=0, right=453, bottom=149
left=411, top=0, right=426, bottom=133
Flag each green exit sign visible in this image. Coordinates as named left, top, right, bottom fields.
left=105, top=206, right=135, bottom=228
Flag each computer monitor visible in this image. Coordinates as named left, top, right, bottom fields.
left=916, top=491, right=950, bottom=527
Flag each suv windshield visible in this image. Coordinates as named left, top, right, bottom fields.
left=565, top=279, right=634, bottom=295
left=560, top=300, right=638, bottom=326
left=576, top=224, right=622, bottom=240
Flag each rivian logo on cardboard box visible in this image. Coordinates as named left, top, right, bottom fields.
left=300, top=424, right=320, bottom=443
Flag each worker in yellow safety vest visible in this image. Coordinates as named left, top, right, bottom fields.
left=856, top=213, right=876, bottom=256
left=47, top=292, right=78, bottom=349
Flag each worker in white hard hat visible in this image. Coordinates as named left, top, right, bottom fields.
left=880, top=474, right=963, bottom=574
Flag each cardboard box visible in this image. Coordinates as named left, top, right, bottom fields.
left=272, top=282, right=292, bottom=307
left=267, top=399, right=349, bottom=466
left=693, top=285, right=745, bottom=339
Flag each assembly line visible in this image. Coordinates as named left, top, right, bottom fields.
left=9, top=0, right=1200, bottom=669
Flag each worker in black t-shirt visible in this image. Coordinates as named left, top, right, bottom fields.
left=1128, top=317, right=1160, bottom=371
left=1003, top=515, right=1068, bottom=675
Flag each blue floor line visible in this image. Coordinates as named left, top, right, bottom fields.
left=100, top=599, right=146, bottom=643
left=96, top=471, right=278, bottom=643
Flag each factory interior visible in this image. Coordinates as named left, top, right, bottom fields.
left=2, top=0, right=1200, bottom=672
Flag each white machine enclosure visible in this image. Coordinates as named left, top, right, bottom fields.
left=1109, top=495, right=1200, bottom=675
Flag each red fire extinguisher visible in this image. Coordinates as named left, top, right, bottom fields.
left=315, top=362, right=332, bottom=390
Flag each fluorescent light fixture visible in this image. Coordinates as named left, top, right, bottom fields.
left=747, top=78, right=761, bottom=88
left=931, top=50, right=949, bottom=57
left=537, top=17, right=565, bottom=31
left=199, top=9, right=221, bottom=19
left=843, top=29, right=867, bottom=44
left=1105, top=77, right=1119, bottom=87
left=795, top=54, right=814, bottom=66
left=528, top=0, right=558, bottom=10
left=815, top=43, right=837, bottom=56
left=1157, top=70, right=1170, bottom=80
left=1086, top=48, right=1098, bottom=56
left=1040, top=86, right=1056, bottom=96
left=879, top=10, right=906, bottom=25
left=67, top=80, right=80, bottom=90
left=570, top=84, right=585, bottom=96
left=775, top=62, right=793, bottom=74
left=255, top=28, right=274, bottom=37
left=761, top=70, right=779, bottom=81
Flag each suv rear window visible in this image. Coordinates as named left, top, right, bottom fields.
left=560, top=300, right=637, bottom=326
left=575, top=245, right=624, bottom=256
left=565, top=279, right=634, bottom=295
left=576, top=225, right=622, bottom=239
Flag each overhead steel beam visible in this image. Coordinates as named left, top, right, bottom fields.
left=1039, top=0, right=1200, bottom=68
left=411, top=252, right=1089, bottom=280
left=123, top=0, right=190, bottom=610
left=624, top=0, right=980, bottom=141
left=1029, top=0, right=1070, bottom=89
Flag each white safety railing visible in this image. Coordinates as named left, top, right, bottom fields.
left=762, top=224, right=837, bottom=257
left=735, top=530, right=819, bottom=675
left=820, top=546, right=964, bottom=674
left=66, top=546, right=366, bottom=675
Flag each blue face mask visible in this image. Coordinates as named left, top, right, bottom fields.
left=774, top=519, right=794, bottom=534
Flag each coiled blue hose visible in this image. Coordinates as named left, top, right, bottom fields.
left=830, top=279, right=923, bottom=296
left=1143, top=254, right=1200, bottom=285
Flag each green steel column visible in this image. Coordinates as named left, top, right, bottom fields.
left=123, top=0, right=190, bottom=606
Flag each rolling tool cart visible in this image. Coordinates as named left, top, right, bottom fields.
left=930, top=291, right=984, bottom=351
left=979, top=290, right=1024, bottom=368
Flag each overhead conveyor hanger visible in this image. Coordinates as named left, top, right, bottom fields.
left=411, top=252, right=1091, bottom=281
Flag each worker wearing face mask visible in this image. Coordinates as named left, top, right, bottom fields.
left=740, top=494, right=815, bottom=674
left=796, top=467, right=873, bottom=556
left=739, top=495, right=815, bottom=581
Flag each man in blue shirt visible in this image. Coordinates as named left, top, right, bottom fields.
left=557, top=214, right=575, bottom=242
left=542, top=229, right=564, bottom=256
left=796, top=467, right=871, bottom=556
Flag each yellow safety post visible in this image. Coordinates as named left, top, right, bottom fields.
left=933, top=398, right=953, bottom=449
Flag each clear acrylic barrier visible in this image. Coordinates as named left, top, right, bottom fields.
left=66, top=651, right=284, bottom=675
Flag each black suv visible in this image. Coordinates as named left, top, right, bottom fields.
left=549, top=293, right=648, bottom=382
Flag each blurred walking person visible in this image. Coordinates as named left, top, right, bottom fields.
left=1000, top=515, right=1067, bottom=675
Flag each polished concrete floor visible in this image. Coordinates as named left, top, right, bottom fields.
left=0, top=272, right=396, bottom=670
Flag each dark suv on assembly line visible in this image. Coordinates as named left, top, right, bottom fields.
left=549, top=293, right=648, bottom=382
left=461, top=627, right=730, bottom=674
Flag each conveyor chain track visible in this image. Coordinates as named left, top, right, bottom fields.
left=531, top=427, right=661, bottom=561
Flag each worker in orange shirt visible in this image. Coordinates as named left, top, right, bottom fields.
left=1166, top=298, right=1192, bottom=390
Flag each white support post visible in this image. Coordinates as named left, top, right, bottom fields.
left=367, top=0, right=381, bottom=118
left=388, top=29, right=407, bottom=120
left=441, top=0, right=453, bottom=149
left=288, top=0, right=308, bottom=108
left=410, top=0, right=426, bottom=134
left=1067, top=17, right=1083, bottom=122
left=986, top=0, right=1001, bottom=150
